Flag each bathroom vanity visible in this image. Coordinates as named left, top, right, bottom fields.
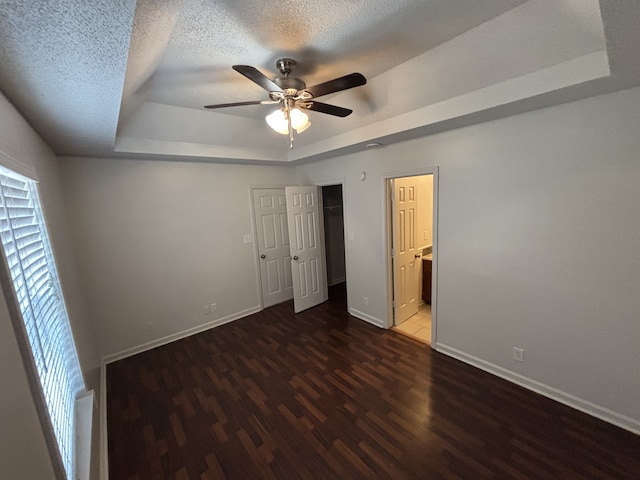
left=422, top=255, right=432, bottom=304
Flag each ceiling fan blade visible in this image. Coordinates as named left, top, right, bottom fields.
left=204, top=100, right=278, bottom=109
left=304, top=73, right=366, bottom=98
left=232, top=65, right=283, bottom=93
left=303, top=101, right=352, bottom=117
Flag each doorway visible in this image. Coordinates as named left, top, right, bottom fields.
left=385, top=171, right=437, bottom=345
left=252, top=184, right=346, bottom=312
left=322, top=184, right=347, bottom=310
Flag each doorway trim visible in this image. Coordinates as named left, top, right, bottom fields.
left=383, top=167, right=439, bottom=346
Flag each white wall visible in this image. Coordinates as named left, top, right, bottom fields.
left=0, top=291, right=57, bottom=479
left=296, top=87, right=640, bottom=432
left=0, top=93, right=99, bottom=477
left=58, top=157, right=296, bottom=358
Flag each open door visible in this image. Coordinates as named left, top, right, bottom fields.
left=285, top=186, right=328, bottom=313
left=392, top=177, right=420, bottom=324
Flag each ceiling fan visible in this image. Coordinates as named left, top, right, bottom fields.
left=204, top=58, right=367, bottom=148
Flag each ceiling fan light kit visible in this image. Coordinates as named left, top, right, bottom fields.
left=290, top=108, right=311, bottom=132
left=265, top=107, right=310, bottom=135
left=204, top=58, right=366, bottom=148
left=265, top=109, right=289, bottom=135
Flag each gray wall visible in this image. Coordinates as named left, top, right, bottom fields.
left=296, top=86, right=640, bottom=431
left=58, top=157, right=296, bottom=358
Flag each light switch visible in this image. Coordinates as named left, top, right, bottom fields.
left=243, top=234, right=253, bottom=244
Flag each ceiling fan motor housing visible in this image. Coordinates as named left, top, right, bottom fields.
left=274, top=77, right=306, bottom=91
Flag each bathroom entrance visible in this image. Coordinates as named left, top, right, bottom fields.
left=386, top=170, right=437, bottom=345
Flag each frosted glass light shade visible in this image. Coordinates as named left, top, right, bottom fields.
left=266, top=107, right=311, bottom=135
left=265, top=109, right=289, bottom=134
left=290, top=108, right=310, bottom=132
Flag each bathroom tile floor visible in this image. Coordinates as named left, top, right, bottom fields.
left=393, top=303, right=431, bottom=344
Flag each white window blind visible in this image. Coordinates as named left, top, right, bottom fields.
left=0, top=167, right=84, bottom=480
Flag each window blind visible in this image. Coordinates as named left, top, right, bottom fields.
left=0, top=167, right=84, bottom=480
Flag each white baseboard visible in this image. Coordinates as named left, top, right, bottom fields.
left=101, top=305, right=262, bottom=365
left=349, top=308, right=386, bottom=328
left=434, top=342, right=640, bottom=435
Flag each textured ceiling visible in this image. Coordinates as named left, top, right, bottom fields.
left=0, top=0, right=136, bottom=155
left=133, top=0, right=526, bottom=110
left=1, top=0, right=639, bottom=164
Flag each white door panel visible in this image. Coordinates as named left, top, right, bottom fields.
left=393, top=177, right=420, bottom=324
left=286, top=186, right=328, bottom=313
left=253, top=188, right=293, bottom=307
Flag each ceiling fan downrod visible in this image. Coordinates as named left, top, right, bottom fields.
left=274, top=58, right=306, bottom=91
left=276, top=58, right=296, bottom=76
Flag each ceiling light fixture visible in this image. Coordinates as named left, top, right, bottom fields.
left=265, top=109, right=289, bottom=135
left=204, top=59, right=367, bottom=150
left=265, top=107, right=310, bottom=135
left=265, top=102, right=311, bottom=148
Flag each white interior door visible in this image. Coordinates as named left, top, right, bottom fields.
left=285, top=186, right=328, bottom=313
left=253, top=188, right=293, bottom=307
left=392, top=177, right=420, bottom=324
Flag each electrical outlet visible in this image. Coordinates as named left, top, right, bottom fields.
left=146, top=321, right=154, bottom=331
left=512, top=347, right=524, bottom=362
left=203, top=305, right=211, bottom=315
left=363, top=296, right=369, bottom=305
left=211, top=303, right=216, bottom=312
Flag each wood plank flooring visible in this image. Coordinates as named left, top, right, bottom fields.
left=107, top=284, right=640, bottom=479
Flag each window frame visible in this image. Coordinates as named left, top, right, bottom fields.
left=0, top=166, right=86, bottom=480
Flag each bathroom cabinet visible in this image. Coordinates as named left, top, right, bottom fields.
left=422, top=258, right=432, bottom=303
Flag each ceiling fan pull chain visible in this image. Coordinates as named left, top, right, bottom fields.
left=288, top=114, right=294, bottom=148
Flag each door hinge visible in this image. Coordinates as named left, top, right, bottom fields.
left=391, top=248, right=395, bottom=257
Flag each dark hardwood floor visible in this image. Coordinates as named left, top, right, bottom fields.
left=107, top=284, right=640, bottom=479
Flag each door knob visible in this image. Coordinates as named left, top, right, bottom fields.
left=415, top=253, right=421, bottom=258
left=260, top=254, right=266, bottom=259
left=293, top=256, right=299, bottom=261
